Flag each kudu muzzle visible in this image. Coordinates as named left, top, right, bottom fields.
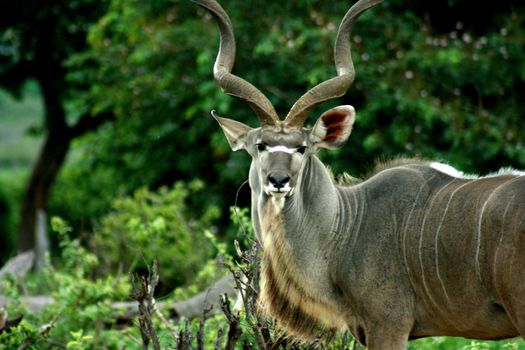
left=263, top=152, right=294, bottom=197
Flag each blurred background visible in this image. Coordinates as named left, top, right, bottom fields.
left=0, top=0, right=524, bottom=346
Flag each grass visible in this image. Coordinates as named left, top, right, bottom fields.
left=409, top=337, right=525, bottom=349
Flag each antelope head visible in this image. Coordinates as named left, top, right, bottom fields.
left=194, top=0, right=381, bottom=207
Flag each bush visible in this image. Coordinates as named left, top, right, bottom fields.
left=49, top=158, right=122, bottom=237
left=0, top=217, right=131, bottom=349
left=91, top=181, right=220, bottom=293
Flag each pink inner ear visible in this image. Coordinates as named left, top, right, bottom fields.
left=321, top=112, right=348, bottom=142
left=322, top=111, right=347, bottom=126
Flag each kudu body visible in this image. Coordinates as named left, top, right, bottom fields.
left=193, top=0, right=525, bottom=348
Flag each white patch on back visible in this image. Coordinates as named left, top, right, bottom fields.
left=430, top=162, right=524, bottom=179
left=267, top=145, right=296, bottom=154
left=430, top=162, right=472, bottom=178
left=494, top=167, right=525, bottom=177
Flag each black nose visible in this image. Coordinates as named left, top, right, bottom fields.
left=268, top=174, right=290, bottom=189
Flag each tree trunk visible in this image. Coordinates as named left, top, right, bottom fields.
left=17, top=75, right=113, bottom=255
left=17, top=73, right=71, bottom=254
left=17, top=123, right=71, bottom=253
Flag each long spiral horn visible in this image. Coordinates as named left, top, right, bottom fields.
left=284, top=0, right=383, bottom=129
left=193, top=0, right=280, bottom=127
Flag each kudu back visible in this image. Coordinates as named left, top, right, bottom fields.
left=193, top=0, right=525, bottom=348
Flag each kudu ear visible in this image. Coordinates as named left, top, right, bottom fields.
left=212, top=111, right=253, bottom=151
left=309, top=105, right=355, bottom=150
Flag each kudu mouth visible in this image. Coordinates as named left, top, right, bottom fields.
left=264, top=184, right=294, bottom=197
left=264, top=174, right=294, bottom=198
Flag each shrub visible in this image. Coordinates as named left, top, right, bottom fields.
left=91, top=181, right=220, bottom=292
left=0, top=217, right=131, bottom=349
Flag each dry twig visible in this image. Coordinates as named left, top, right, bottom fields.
left=130, top=260, right=161, bottom=350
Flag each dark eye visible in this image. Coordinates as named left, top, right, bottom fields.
left=257, top=143, right=266, bottom=152
left=297, top=146, right=307, bottom=154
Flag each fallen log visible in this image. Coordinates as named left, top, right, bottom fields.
left=0, top=274, right=237, bottom=324
left=0, top=251, right=35, bottom=290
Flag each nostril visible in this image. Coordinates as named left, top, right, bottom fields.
left=268, top=175, right=290, bottom=189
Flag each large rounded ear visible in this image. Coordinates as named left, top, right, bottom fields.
left=212, top=111, right=253, bottom=151
left=309, top=105, right=355, bottom=150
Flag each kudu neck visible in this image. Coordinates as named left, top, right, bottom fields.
left=277, top=156, right=340, bottom=238
left=296, top=156, right=340, bottom=213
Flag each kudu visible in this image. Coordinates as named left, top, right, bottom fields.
left=193, top=0, right=525, bottom=348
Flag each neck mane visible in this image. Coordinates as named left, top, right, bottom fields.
left=253, top=155, right=349, bottom=339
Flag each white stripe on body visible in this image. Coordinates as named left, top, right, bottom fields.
left=433, top=180, right=475, bottom=303
left=417, top=178, right=458, bottom=309
left=477, top=177, right=524, bottom=281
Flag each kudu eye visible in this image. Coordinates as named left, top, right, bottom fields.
left=257, top=143, right=267, bottom=152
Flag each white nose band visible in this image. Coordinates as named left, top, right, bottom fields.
left=267, top=146, right=295, bottom=154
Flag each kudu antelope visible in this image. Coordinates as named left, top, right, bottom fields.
left=193, top=0, right=525, bottom=348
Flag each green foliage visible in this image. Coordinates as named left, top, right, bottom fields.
left=0, top=0, right=109, bottom=97
left=0, top=320, right=39, bottom=350
left=0, top=82, right=43, bottom=169
left=64, top=0, right=240, bottom=231
left=229, top=206, right=254, bottom=241
left=408, top=337, right=524, bottom=350
left=0, top=218, right=131, bottom=349
left=91, top=182, right=220, bottom=292
left=66, top=330, right=93, bottom=350
left=49, top=159, right=126, bottom=238
left=321, top=2, right=525, bottom=176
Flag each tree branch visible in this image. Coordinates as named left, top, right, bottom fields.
left=69, top=110, right=115, bottom=139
